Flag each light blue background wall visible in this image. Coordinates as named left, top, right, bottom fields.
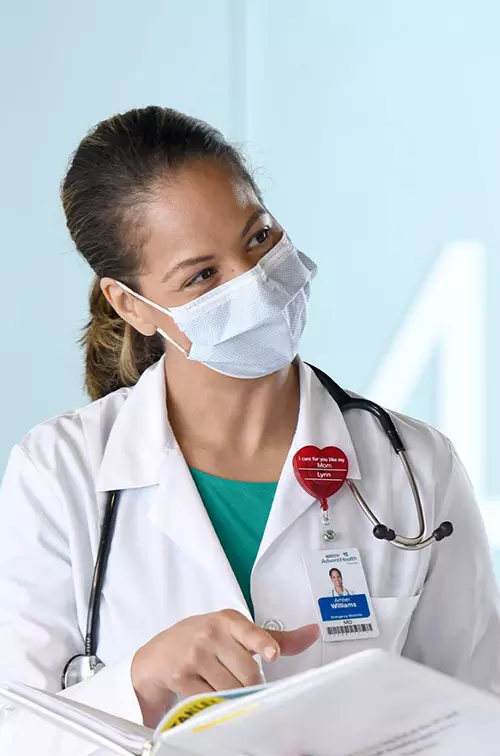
left=2, top=1, right=500, bottom=563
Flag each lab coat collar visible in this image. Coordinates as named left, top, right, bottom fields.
left=254, top=359, right=361, bottom=562
left=294, top=360, right=361, bottom=480
left=95, top=356, right=361, bottom=493
left=95, top=357, right=172, bottom=492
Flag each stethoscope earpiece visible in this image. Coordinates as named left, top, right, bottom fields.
left=432, top=521, right=454, bottom=541
left=373, top=520, right=453, bottom=545
left=373, top=524, right=397, bottom=541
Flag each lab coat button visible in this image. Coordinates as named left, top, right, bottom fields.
left=261, top=619, right=284, bottom=631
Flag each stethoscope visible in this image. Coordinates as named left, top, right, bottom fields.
left=61, top=363, right=453, bottom=689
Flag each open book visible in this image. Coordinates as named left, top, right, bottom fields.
left=1, top=649, right=500, bottom=756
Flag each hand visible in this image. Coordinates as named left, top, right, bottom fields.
left=131, top=609, right=319, bottom=727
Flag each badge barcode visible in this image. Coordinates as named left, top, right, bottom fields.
left=327, top=623, right=373, bottom=635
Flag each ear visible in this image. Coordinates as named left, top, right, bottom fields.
left=100, top=278, right=157, bottom=337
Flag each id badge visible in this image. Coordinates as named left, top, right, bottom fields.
left=303, top=548, right=380, bottom=642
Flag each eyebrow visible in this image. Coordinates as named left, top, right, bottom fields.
left=161, top=255, right=215, bottom=283
left=161, top=209, right=269, bottom=283
left=240, top=208, right=268, bottom=238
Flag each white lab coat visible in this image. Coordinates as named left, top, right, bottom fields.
left=0, top=357, right=499, bottom=755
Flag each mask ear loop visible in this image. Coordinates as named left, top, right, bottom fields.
left=114, top=280, right=189, bottom=357
left=156, top=327, right=188, bottom=356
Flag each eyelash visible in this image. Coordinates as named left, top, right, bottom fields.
left=187, top=267, right=218, bottom=287
left=186, top=226, right=272, bottom=287
left=250, top=226, right=271, bottom=247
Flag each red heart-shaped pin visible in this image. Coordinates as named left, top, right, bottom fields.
left=293, top=446, right=349, bottom=501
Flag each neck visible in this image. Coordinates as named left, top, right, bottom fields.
left=164, top=353, right=300, bottom=481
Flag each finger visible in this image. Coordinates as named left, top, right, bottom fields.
left=174, top=675, right=215, bottom=698
left=227, top=613, right=280, bottom=662
left=217, top=639, right=265, bottom=688
left=197, top=655, right=245, bottom=692
left=269, top=624, right=320, bottom=656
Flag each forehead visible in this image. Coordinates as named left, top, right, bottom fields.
left=142, top=160, right=261, bottom=266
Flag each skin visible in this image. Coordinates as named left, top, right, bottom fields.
left=101, top=159, right=319, bottom=727
left=330, top=569, right=345, bottom=594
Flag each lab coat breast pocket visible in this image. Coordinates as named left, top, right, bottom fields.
left=370, top=595, right=421, bottom=652
left=322, top=595, right=421, bottom=664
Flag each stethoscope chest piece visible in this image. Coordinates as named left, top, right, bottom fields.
left=61, top=653, right=104, bottom=689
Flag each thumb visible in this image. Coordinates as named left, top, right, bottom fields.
left=267, top=624, right=320, bottom=657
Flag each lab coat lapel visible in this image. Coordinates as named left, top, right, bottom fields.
left=256, top=359, right=362, bottom=563
left=95, top=358, right=173, bottom=493
left=95, top=357, right=248, bottom=613
left=148, top=448, right=249, bottom=613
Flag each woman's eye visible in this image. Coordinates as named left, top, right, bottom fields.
left=188, top=267, right=216, bottom=286
left=249, top=226, right=271, bottom=247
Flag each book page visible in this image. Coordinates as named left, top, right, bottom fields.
left=156, top=684, right=267, bottom=734
left=156, top=650, right=500, bottom=756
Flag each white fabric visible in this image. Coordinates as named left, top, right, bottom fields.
left=0, top=358, right=499, bottom=756
left=119, top=234, right=317, bottom=378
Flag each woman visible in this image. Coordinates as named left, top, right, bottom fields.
left=330, top=568, right=351, bottom=597
left=0, top=106, right=499, bottom=754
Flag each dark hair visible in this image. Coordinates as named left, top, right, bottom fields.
left=329, top=568, right=342, bottom=579
left=61, top=106, right=260, bottom=401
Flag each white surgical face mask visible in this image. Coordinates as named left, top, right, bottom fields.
left=116, top=233, right=317, bottom=379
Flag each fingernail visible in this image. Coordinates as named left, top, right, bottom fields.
left=264, top=646, right=278, bottom=662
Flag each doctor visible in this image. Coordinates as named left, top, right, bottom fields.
left=330, top=569, right=351, bottom=597
left=0, top=105, right=500, bottom=755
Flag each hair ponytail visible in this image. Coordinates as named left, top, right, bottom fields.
left=82, top=278, right=164, bottom=401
